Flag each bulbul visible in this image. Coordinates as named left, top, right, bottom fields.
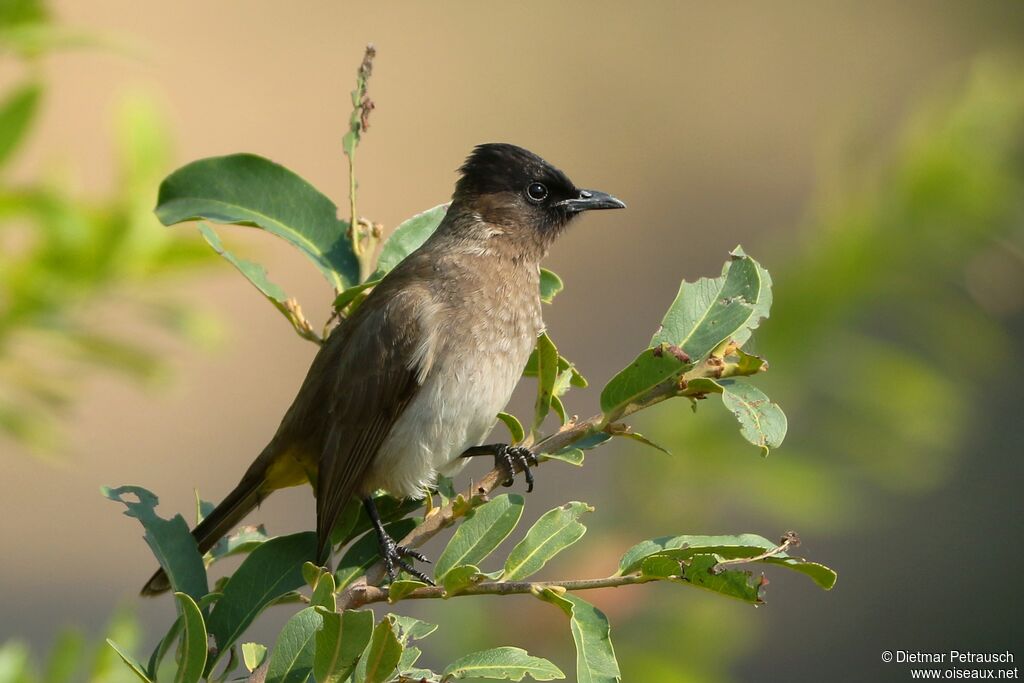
left=142, top=143, right=625, bottom=595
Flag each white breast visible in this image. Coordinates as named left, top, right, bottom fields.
left=364, top=328, right=534, bottom=499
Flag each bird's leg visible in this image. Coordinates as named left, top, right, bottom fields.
left=460, top=444, right=539, bottom=492
left=363, top=497, right=433, bottom=585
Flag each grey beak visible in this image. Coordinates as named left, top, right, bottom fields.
left=555, top=189, right=627, bottom=213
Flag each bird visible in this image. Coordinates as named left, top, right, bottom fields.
left=142, top=143, right=625, bottom=595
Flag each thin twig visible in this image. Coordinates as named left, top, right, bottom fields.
left=344, top=44, right=377, bottom=278
left=342, top=574, right=656, bottom=610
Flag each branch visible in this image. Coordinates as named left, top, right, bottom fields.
left=341, top=574, right=656, bottom=610
left=336, top=352, right=766, bottom=607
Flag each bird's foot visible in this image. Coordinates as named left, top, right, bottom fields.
left=493, top=445, right=539, bottom=493
left=377, top=534, right=433, bottom=585
left=460, top=443, right=540, bottom=492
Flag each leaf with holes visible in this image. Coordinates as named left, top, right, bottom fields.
left=618, top=533, right=836, bottom=590
left=539, top=268, right=563, bottom=304
left=101, top=486, right=207, bottom=603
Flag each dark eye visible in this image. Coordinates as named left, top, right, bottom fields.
left=526, top=182, right=548, bottom=202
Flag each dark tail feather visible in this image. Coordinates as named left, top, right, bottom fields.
left=140, top=477, right=263, bottom=596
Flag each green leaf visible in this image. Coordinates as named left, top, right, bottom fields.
left=614, top=431, right=671, bottom=455
left=332, top=279, right=379, bottom=312
left=601, top=249, right=772, bottom=418
left=242, top=643, right=267, bottom=673
left=371, top=203, right=449, bottom=278
left=442, top=646, right=565, bottom=681
left=145, top=593, right=220, bottom=679
left=728, top=246, right=773, bottom=348
left=310, top=570, right=337, bottom=610
left=101, top=486, right=208, bottom=602
left=651, top=247, right=769, bottom=359
left=636, top=553, right=764, bottom=603
left=532, top=333, right=559, bottom=430
left=155, top=154, right=359, bottom=290
left=93, top=609, right=142, bottom=682
left=496, top=412, right=525, bottom=443
left=197, top=223, right=289, bottom=305
left=618, top=533, right=837, bottom=590
left=334, top=518, right=417, bottom=590
left=397, top=646, right=423, bottom=674
left=551, top=395, right=567, bottom=425
left=302, top=562, right=322, bottom=589
left=542, top=447, right=584, bottom=467
left=388, top=579, right=427, bottom=601
left=728, top=346, right=768, bottom=375
left=313, top=608, right=373, bottom=683
left=206, top=532, right=317, bottom=672
left=359, top=619, right=403, bottom=683
left=682, top=554, right=764, bottom=603
left=330, top=495, right=421, bottom=548
left=539, top=431, right=610, bottom=467
left=207, top=524, right=269, bottom=564
left=435, top=494, right=525, bottom=579
left=0, top=81, right=41, bottom=168
left=401, top=667, right=439, bottom=682
left=719, top=380, right=788, bottom=454
left=523, top=347, right=586, bottom=389
left=172, top=593, right=207, bottom=683
left=599, top=347, right=692, bottom=417
left=535, top=591, right=620, bottom=683
left=639, top=555, right=682, bottom=579
left=503, top=502, right=592, bottom=581
left=265, top=607, right=320, bottom=683
left=388, top=615, right=438, bottom=643
left=539, top=268, right=563, bottom=304
left=441, top=564, right=483, bottom=596
left=571, top=432, right=613, bottom=450
left=105, top=640, right=153, bottom=683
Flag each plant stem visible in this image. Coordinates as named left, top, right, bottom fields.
left=340, top=574, right=656, bottom=610
left=343, top=44, right=377, bottom=282
left=348, top=144, right=360, bottom=258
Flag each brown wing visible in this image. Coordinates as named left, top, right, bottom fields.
left=314, top=283, right=435, bottom=561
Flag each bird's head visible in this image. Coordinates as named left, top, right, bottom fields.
left=451, top=143, right=625, bottom=247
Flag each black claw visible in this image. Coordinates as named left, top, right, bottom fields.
left=462, top=443, right=540, bottom=492
left=365, top=496, right=435, bottom=586
left=397, top=559, right=434, bottom=585
left=379, top=539, right=435, bottom=585
left=492, top=445, right=538, bottom=493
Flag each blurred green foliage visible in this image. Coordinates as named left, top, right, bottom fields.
left=610, top=57, right=1024, bottom=682
left=0, top=609, right=143, bottom=683
left=0, top=0, right=218, bottom=453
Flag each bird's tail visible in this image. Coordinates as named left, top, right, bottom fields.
left=140, top=475, right=263, bottom=596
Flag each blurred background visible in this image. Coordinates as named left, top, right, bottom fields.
left=2, top=1, right=1023, bottom=681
